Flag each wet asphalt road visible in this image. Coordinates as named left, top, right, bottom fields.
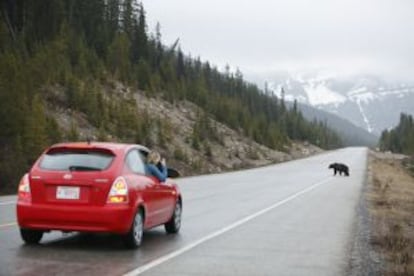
left=0, top=147, right=367, bottom=276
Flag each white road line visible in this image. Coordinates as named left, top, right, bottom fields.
left=0, top=222, right=17, bottom=229
left=123, top=177, right=332, bottom=276
left=0, top=201, right=15, bottom=206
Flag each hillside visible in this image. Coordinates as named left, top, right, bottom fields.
left=48, top=80, right=323, bottom=177
left=0, top=0, right=339, bottom=194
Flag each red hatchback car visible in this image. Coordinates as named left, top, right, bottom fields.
left=16, top=142, right=182, bottom=248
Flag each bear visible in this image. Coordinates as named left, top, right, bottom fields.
left=329, top=163, right=350, bottom=176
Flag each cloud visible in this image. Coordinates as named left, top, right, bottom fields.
left=143, top=0, right=414, bottom=81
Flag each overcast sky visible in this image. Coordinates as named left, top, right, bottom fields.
left=142, top=0, right=414, bottom=82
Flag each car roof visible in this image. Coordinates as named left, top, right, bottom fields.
left=48, top=142, right=150, bottom=155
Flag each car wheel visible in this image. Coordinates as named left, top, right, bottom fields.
left=123, top=209, right=144, bottom=249
left=20, top=228, right=43, bottom=244
left=165, top=200, right=182, bottom=234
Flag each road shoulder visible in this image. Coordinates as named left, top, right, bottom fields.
left=348, top=151, right=414, bottom=275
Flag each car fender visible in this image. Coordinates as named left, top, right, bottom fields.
left=131, top=194, right=148, bottom=226
left=172, top=183, right=182, bottom=202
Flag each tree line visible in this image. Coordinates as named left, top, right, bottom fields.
left=0, top=0, right=342, bottom=194
left=379, top=113, right=414, bottom=155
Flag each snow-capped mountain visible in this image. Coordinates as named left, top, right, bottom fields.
left=267, top=72, right=414, bottom=136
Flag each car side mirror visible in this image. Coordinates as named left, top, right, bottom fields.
left=167, top=168, right=180, bottom=178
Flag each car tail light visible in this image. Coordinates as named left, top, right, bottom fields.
left=17, top=174, right=31, bottom=202
left=107, top=177, right=129, bottom=203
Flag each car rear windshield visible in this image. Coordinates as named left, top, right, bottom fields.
left=39, top=149, right=115, bottom=171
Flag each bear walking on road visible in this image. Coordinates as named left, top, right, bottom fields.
left=329, top=163, right=350, bottom=176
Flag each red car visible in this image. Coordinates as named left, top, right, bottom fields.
left=16, top=142, right=182, bottom=248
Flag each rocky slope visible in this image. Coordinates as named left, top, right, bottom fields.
left=47, top=81, right=323, bottom=177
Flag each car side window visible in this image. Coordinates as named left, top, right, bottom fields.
left=126, top=150, right=146, bottom=174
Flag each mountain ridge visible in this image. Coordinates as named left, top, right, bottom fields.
left=264, top=72, right=414, bottom=136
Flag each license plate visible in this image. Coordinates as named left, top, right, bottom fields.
left=56, top=186, right=80, bottom=200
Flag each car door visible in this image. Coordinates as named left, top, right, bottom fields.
left=151, top=176, right=176, bottom=223
left=139, top=148, right=176, bottom=224
left=124, top=149, right=160, bottom=227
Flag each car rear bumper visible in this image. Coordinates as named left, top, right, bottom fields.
left=16, top=202, right=135, bottom=234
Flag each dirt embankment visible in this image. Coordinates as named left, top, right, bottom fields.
left=350, top=151, right=414, bottom=275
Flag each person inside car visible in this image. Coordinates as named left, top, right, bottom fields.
left=146, top=150, right=167, bottom=182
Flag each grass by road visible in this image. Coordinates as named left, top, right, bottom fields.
left=367, top=152, right=414, bottom=275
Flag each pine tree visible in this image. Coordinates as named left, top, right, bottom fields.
left=107, top=33, right=132, bottom=81
left=23, top=95, right=48, bottom=162
left=379, top=113, right=414, bottom=155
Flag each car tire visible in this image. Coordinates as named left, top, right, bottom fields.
left=20, top=228, right=43, bottom=244
left=165, top=200, right=182, bottom=234
left=123, top=209, right=144, bottom=249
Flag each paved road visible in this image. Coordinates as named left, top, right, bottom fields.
left=0, top=147, right=367, bottom=276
